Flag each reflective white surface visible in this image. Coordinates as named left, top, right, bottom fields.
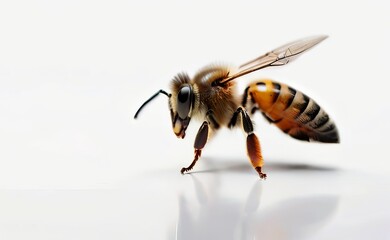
left=1, top=160, right=390, bottom=240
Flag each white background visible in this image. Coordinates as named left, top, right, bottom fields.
left=0, top=0, right=389, bottom=239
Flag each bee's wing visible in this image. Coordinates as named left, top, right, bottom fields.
left=220, top=35, right=328, bottom=84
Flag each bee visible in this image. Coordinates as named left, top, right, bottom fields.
left=134, top=35, right=339, bottom=179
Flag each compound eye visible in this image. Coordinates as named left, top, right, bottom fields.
left=177, top=85, right=192, bottom=119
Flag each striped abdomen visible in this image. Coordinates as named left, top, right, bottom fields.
left=244, top=79, right=339, bottom=143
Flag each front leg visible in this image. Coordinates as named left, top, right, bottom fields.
left=229, top=107, right=267, bottom=179
left=181, top=121, right=209, bottom=174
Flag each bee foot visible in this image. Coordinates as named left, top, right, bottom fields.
left=259, top=173, right=267, bottom=179
left=255, top=167, right=267, bottom=180
left=180, top=167, right=192, bottom=175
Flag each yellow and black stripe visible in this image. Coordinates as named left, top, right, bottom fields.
left=243, top=79, right=339, bottom=143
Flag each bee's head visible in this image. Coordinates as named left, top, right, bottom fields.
left=133, top=72, right=195, bottom=139
left=169, top=73, right=195, bottom=139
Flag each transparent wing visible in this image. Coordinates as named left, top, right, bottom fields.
left=220, top=35, right=328, bottom=84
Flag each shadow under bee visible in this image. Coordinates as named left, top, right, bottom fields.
left=187, top=157, right=337, bottom=175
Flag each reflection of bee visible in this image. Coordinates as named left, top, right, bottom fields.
left=134, top=35, right=339, bottom=179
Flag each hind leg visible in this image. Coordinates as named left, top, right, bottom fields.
left=228, top=107, right=267, bottom=179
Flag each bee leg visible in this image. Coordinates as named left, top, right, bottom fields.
left=242, top=87, right=260, bottom=117
left=241, top=86, right=250, bottom=108
left=247, top=134, right=267, bottom=179
left=229, top=107, right=267, bottom=179
left=181, top=121, right=209, bottom=174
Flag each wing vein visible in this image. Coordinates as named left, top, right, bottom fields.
left=219, top=35, right=328, bottom=85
